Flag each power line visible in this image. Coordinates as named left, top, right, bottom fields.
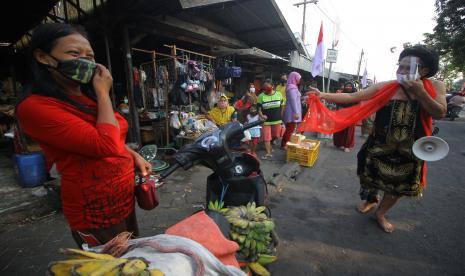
left=311, top=4, right=362, bottom=50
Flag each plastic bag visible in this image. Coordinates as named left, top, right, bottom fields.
left=241, top=130, right=251, bottom=142
left=170, top=112, right=181, bottom=129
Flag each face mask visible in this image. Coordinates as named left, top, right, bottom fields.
left=396, top=74, right=419, bottom=82
left=50, top=56, right=96, bottom=84
left=249, top=88, right=256, bottom=93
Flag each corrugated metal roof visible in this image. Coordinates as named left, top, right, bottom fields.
left=0, top=0, right=59, bottom=44
left=188, top=0, right=304, bottom=56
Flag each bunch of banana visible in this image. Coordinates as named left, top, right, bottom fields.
left=223, top=202, right=278, bottom=275
left=48, top=248, right=164, bottom=276
left=207, top=199, right=226, bottom=212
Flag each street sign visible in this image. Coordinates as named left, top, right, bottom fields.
left=326, top=49, right=338, bottom=63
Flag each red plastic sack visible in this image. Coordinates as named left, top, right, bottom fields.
left=166, top=211, right=240, bottom=268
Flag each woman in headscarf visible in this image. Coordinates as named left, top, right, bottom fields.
left=281, top=71, right=302, bottom=148
left=332, top=81, right=357, bottom=152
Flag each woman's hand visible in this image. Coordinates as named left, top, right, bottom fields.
left=293, top=113, right=300, bottom=120
left=305, top=86, right=321, bottom=97
left=93, top=64, right=113, bottom=97
left=399, top=79, right=426, bottom=98
left=133, top=152, right=152, bottom=176
left=126, top=146, right=152, bottom=176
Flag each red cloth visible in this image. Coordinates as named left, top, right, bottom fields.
left=299, top=80, right=437, bottom=186
left=333, top=125, right=355, bottom=149
left=166, top=211, right=241, bottom=268
left=233, top=98, right=252, bottom=110
left=17, top=95, right=135, bottom=230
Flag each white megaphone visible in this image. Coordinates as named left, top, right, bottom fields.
left=412, top=136, right=449, bottom=161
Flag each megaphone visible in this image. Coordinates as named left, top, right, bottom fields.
left=412, top=136, right=449, bottom=161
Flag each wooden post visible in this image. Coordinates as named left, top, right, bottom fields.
left=122, top=25, right=141, bottom=145
left=170, top=45, right=178, bottom=146
left=103, top=31, right=116, bottom=107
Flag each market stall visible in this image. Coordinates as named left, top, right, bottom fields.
left=130, top=45, right=225, bottom=148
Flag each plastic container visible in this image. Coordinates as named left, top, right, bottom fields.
left=14, top=152, right=47, bottom=188
left=286, top=139, right=320, bottom=167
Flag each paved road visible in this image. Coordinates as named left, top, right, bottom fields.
left=1, top=120, right=464, bottom=275
left=269, top=120, right=465, bottom=275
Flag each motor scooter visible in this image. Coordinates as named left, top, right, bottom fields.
left=446, top=103, right=462, bottom=121
left=160, top=120, right=268, bottom=207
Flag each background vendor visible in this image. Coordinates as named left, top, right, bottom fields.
left=206, top=94, right=237, bottom=126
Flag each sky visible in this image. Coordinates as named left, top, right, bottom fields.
left=275, top=0, right=437, bottom=82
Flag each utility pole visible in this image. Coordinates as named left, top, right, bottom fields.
left=356, top=49, right=364, bottom=83
left=294, top=0, right=319, bottom=43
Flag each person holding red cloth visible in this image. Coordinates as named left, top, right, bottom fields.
left=303, top=46, right=446, bottom=233
left=332, top=81, right=357, bottom=152
left=16, top=23, right=151, bottom=247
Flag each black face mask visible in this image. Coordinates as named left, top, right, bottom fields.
left=48, top=55, right=96, bottom=84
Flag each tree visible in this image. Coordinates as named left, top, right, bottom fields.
left=424, top=0, right=465, bottom=81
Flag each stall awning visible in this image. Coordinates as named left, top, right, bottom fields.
left=212, top=47, right=288, bottom=62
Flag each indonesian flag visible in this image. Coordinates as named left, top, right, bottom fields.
left=311, top=22, right=325, bottom=77
left=361, top=67, right=368, bottom=88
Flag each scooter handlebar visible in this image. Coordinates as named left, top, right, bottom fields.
left=159, top=162, right=180, bottom=179
left=242, top=119, right=265, bottom=131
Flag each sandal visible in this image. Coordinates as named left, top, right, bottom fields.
left=261, top=154, right=273, bottom=160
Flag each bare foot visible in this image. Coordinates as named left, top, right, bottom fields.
left=344, top=148, right=351, bottom=153
left=374, top=212, right=395, bottom=233
left=357, top=202, right=377, bottom=214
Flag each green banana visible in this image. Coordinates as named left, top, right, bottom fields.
left=248, top=262, right=270, bottom=276
left=255, top=206, right=266, bottom=214
left=257, top=254, right=277, bottom=265
left=244, top=239, right=251, bottom=249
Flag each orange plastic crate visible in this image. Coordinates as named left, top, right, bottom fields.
left=286, top=140, right=320, bottom=167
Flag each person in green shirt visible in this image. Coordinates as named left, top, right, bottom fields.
left=257, top=80, right=284, bottom=160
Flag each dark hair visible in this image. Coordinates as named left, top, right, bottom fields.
left=344, top=81, right=357, bottom=92
left=18, top=22, right=96, bottom=113
left=250, top=104, right=258, bottom=110
left=399, top=45, right=439, bottom=78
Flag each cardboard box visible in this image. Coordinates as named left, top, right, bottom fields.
left=290, top=134, right=306, bottom=144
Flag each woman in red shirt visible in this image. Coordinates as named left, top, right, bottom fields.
left=16, top=23, right=151, bottom=247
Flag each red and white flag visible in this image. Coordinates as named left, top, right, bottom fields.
left=311, top=22, right=325, bottom=77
